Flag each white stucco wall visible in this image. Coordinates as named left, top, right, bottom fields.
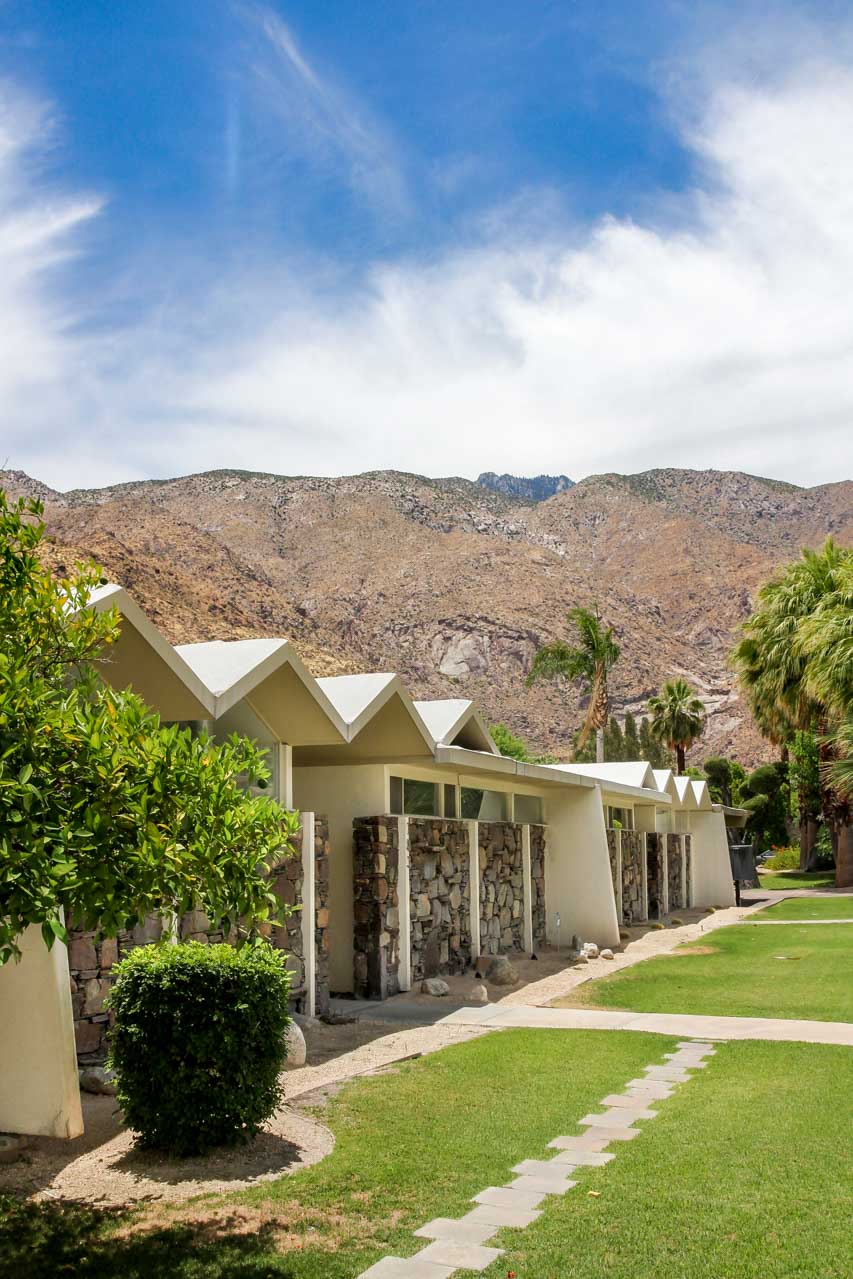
left=292, top=764, right=387, bottom=992
left=545, top=786, right=620, bottom=949
left=0, top=926, right=83, bottom=1138
left=689, top=809, right=736, bottom=908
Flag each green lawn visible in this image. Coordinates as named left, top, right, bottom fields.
left=484, top=1039, right=853, bottom=1279
left=3, top=1031, right=852, bottom=1279
left=758, top=871, right=836, bottom=891
left=0, top=1029, right=670, bottom=1279
left=759, top=896, right=853, bottom=920
left=553, top=922, right=853, bottom=1022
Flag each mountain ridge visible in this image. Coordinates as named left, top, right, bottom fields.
left=3, top=464, right=850, bottom=767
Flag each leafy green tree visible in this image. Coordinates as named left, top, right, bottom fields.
left=490, top=723, right=532, bottom=761
left=740, top=763, right=790, bottom=854
left=788, top=730, right=823, bottom=870
left=0, top=491, right=298, bottom=964
left=731, top=538, right=853, bottom=886
left=623, top=711, right=641, bottom=760
left=647, top=679, right=708, bottom=773
left=639, top=715, right=671, bottom=769
left=526, top=606, right=620, bottom=763
left=703, top=757, right=733, bottom=806
left=604, top=716, right=625, bottom=762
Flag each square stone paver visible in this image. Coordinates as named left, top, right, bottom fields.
left=625, top=1079, right=677, bottom=1096
left=356, top=1256, right=455, bottom=1278
left=416, top=1240, right=504, bottom=1272
left=464, top=1204, right=542, bottom=1229
left=512, top=1157, right=579, bottom=1181
left=581, top=1106, right=656, bottom=1125
left=547, top=1132, right=612, bottom=1152
left=474, top=1185, right=545, bottom=1211
left=415, top=1218, right=498, bottom=1246
left=643, top=1067, right=692, bottom=1081
left=549, top=1145, right=615, bottom=1166
left=508, top=1175, right=577, bottom=1196
left=571, top=1124, right=640, bottom=1142
left=666, top=1054, right=709, bottom=1066
left=601, top=1094, right=661, bottom=1110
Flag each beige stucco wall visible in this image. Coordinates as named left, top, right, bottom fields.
left=293, top=763, right=387, bottom=992
left=0, top=925, right=83, bottom=1138
left=689, top=809, right=736, bottom=908
left=545, top=786, right=620, bottom=949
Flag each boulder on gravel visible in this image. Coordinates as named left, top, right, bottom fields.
left=79, top=1066, right=116, bottom=1096
left=422, top=977, right=450, bottom=997
left=470, top=983, right=489, bottom=1004
left=283, top=1021, right=307, bottom=1067
left=600, top=948, right=615, bottom=960
left=485, top=955, right=519, bottom=986
left=582, top=942, right=600, bottom=959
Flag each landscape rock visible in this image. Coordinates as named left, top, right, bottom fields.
left=422, top=977, right=450, bottom=996
left=575, top=953, right=589, bottom=965
left=582, top=942, right=600, bottom=959
left=79, top=1066, right=116, bottom=1096
left=485, top=955, right=519, bottom=986
left=600, top=948, right=614, bottom=960
left=283, top=1021, right=307, bottom=1067
left=470, top=984, right=489, bottom=1004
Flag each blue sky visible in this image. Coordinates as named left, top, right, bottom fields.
left=1, top=1, right=852, bottom=488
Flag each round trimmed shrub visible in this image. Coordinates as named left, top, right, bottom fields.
left=107, top=940, right=291, bottom=1156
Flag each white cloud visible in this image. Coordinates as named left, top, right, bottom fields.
left=2, top=48, right=853, bottom=489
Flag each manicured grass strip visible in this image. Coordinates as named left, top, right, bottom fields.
left=759, top=896, right=853, bottom=920
left=552, top=923, right=853, bottom=1022
left=758, top=871, right=836, bottom=891
left=0, top=1030, right=674, bottom=1279
left=485, top=1040, right=853, bottom=1279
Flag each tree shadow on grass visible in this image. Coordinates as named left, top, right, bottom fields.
left=0, top=1195, right=300, bottom=1279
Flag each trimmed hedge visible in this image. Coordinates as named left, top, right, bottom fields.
left=107, top=940, right=291, bottom=1156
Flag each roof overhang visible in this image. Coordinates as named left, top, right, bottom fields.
left=414, top=699, right=498, bottom=754
left=434, top=747, right=596, bottom=790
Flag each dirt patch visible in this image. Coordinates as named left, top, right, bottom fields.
left=0, top=1093, right=333, bottom=1207
left=661, top=945, right=720, bottom=956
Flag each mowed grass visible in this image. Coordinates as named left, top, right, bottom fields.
left=552, top=923, right=853, bottom=1022
left=758, top=871, right=836, bottom=890
left=484, top=1039, right=853, bottom=1279
left=759, top=896, right=853, bottom=920
left=0, top=1029, right=671, bottom=1279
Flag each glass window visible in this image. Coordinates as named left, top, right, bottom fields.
left=461, top=787, right=510, bottom=821
left=515, top=794, right=544, bottom=824
left=606, top=805, right=635, bottom=831
left=389, top=776, right=438, bottom=816
left=443, top=784, right=458, bottom=818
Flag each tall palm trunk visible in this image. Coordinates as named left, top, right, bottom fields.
left=676, top=744, right=686, bottom=773
left=595, top=726, right=604, bottom=763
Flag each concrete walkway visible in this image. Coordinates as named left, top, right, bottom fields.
left=441, top=1003, right=853, bottom=1046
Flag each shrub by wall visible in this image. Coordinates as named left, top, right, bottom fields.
left=107, top=940, right=291, bottom=1156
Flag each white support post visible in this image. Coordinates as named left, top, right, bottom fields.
left=467, top=820, right=481, bottom=961
left=397, top=815, right=412, bottom=992
left=681, top=834, right=689, bottom=907
left=300, top=811, right=316, bottom=1017
left=521, top=824, right=533, bottom=953
left=614, top=830, right=624, bottom=924
left=640, top=832, right=649, bottom=921
left=279, top=743, right=293, bottom=809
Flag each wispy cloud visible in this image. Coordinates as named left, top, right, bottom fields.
left=240, top=4, right=409, bottom=219
left=3, top=29, right=853, bottom=489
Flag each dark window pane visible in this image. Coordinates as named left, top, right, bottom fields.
left=404, top=779, right=437, bottom=815
left=443, top=784, right=457, bottom=818
left=389, top=775, right=403, bottom=815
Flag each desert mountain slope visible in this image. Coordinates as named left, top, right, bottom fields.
left=3, top=466, right=850, bottom=766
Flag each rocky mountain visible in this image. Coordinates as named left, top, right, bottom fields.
left=477, top=472, right=574, bottom=502
left=3, top=466, right=851, bottom=767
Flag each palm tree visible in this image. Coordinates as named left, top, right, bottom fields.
left=526, top=606, right=620, bottom=763
left=731, top=538, right=853, bottom=887
left=647, top=679, right=707, bottom=774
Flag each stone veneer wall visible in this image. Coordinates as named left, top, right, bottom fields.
left=69, top=816, right=329, bottom=1064
left=479, top=822, right=525, bottom=955
left=353, top=817, right=400, bottom=1000
left=620, top=831, right=645, bottom=923
left=667, top=833, right=684, bottom=911
left=530, top=825, right=547, bottom=948
left=606, top=829, right=620, bottom=908
left=408, top=818, right=472, bottom=983
left=683, top=834, right=693, bottom=908
left=646, top=833, right=666, bottom=917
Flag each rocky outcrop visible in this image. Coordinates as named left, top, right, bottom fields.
left=477, top=472, right=574, bottom=502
